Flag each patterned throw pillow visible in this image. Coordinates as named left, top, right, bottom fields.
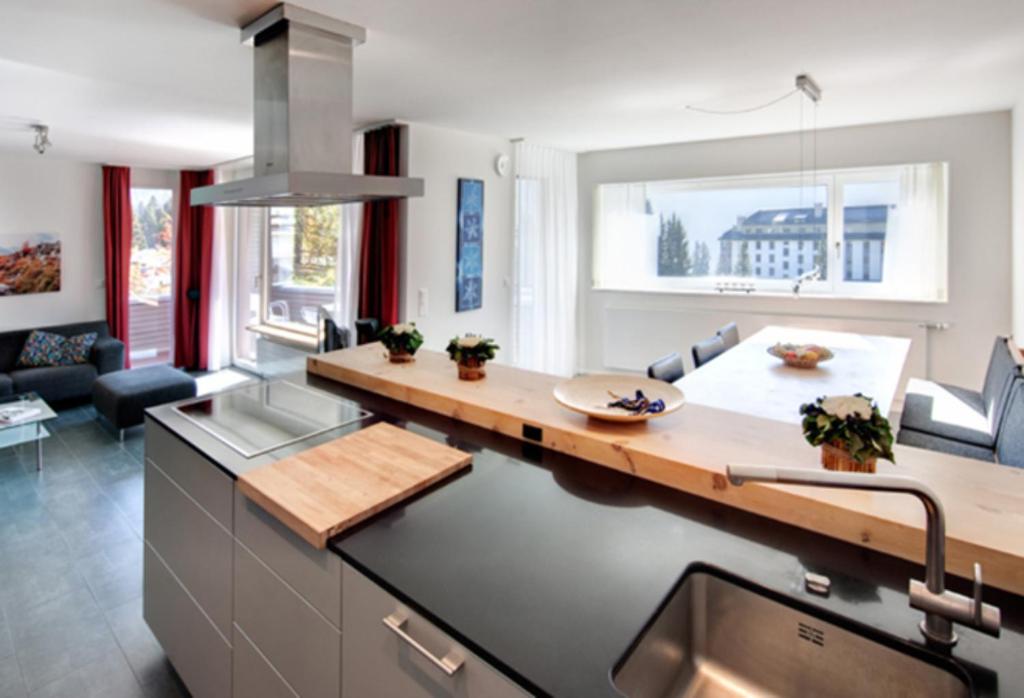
left=62, top=332, right=98, bottom=365
left=16, top=330, right=68, bottom=368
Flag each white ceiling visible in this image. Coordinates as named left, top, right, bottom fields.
left=1, top=0, right=1023, bottom=168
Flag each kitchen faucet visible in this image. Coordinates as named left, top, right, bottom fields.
left=726, top=464, right=1001, bottom=649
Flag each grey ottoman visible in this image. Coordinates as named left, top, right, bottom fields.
left=93, top=365, right=197, bottom=438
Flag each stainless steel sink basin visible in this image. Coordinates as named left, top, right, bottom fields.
left=613, top=567, right=972, bottom=698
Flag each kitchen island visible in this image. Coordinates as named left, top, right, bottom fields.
left=143, top=369, right=1023, bottom=698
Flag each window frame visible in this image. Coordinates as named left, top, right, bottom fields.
left=592, top=163, right=948, bottom=302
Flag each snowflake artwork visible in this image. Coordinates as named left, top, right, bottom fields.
left=456, top=178, right=484, bottom=312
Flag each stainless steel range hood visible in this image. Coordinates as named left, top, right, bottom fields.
left=191, top=4, right=423, bottom=207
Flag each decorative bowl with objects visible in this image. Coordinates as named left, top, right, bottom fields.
left=446, top=334, right=499, bottom=380
left=767, top=342, right=834, bottom=369
left=553, top=374, right=685, bottom=423
left=378, top=322, right=424, bottom=363
left=799, top=393, right=894, bottom=473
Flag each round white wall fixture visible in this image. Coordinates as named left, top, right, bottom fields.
left=494, top=154, right=510, bottom=177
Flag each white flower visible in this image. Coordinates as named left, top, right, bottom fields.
left=391, top=323, right=416, bottom=336
left=457, top=335, right=482, bottom=348
left=821, top=395, right=873, bottom=420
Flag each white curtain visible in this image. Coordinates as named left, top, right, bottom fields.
left=884, top=162, right=947, bottom=300
left=333, top=133, right=365, bottom=343
left=512, top=142, right=579, bottom=376
left=208, top=158, right=253, bottom=371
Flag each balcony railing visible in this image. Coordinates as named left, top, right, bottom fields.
left=129, top=295, right=172, bottom=367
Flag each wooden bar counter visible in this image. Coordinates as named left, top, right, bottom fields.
left=308, top=344, right=1024, bottom=595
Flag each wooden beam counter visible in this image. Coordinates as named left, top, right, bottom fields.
left=308, top=344, right=1024, bottom=595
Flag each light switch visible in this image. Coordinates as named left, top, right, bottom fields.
left=417, top=288, right=429, bottom=317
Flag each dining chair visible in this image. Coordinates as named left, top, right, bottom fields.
left=692, top=335, right=726, bottom=369
left=995, top=379, right=1024, bottom=468
left=647, top=352, right=684, bottom=383
left=716, top=322, right=740, bottom=350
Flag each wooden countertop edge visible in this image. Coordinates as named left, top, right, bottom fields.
left=237, top=476, right=326, bottom=549
left=307, top=351, right=1024, bottom=595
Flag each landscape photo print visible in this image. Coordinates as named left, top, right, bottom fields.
left=0, top=233, right=61, bottom=296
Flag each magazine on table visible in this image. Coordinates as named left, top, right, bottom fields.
left=0, top=405, right=42, bottom=425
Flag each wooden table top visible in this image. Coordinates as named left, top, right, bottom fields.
left=677, top=326, right=912, bottom=424
left=308, top=344, right=1024, bottom=595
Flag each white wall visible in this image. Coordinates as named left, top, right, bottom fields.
left=579, top=112, right=1013, bottom=387
left=0, top=152, right=105, bottom=329
left=1013, top=105, right=1024, bottom=340
left=401, top=123, right=514, bottom=354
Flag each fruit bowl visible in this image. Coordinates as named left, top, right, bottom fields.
left=767, top=342, right=834, bottom=369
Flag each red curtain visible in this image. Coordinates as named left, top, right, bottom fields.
left=174, top=170, right=215, bottom=370
left=102, top=165, right=133, bottom=368
left=359, top=126, right=402, bottom=326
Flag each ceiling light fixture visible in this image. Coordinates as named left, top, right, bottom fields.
left=31, top=124, right=51, bottom=155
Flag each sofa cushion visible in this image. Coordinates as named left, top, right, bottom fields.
left=0, top=374, right=13, bottom=398
left=899, top=378, right=994, bottom=448
left=63, top=332, right=98, bottom=364
left=10, top=364, right=98, bottom=404
left=16, top=330, right=69, bottom=368
left=995, top=380, right=1024, bottom=469
left=93, top=366, right=197, bottom=430
left=897, top=426, right=996, bottom=462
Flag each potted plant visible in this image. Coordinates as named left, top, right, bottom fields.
left=378, top=323, right=424, bottom=363
left=446, top=334, right=499, bottom=381
left=799, top=394, right=895, bottom=473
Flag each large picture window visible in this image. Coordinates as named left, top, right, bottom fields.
left=593, top=163, right=948, bottom=302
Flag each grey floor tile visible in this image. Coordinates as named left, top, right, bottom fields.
left=78, top=539, right=143, bottom=611
left=0, top=609, right=13, bottom=662
left=0, top=408, right=174, bottom=698
left=28, top=648, right=142, bottom=698
left=80, top=450, right=142, bottom=487
left=0, top=654, right=27, bottom=698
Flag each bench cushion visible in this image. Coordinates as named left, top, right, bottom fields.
left=899, top=378, right=994, bottom=448
left=896, top=427, right=996, bottom=462
left=93, top=366, right=197, bottom=430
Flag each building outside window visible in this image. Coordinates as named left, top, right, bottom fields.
left=593, top=162, right=947, bottom=301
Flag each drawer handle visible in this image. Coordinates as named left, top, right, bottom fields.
left=382, top=612, right=465, bottom=677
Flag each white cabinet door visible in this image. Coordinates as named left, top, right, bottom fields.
left=341, top=563, right=533, bottom=698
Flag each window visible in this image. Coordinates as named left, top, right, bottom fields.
left=129, top=188, right=174, bottom=366
left=593, top=163, right=948, bottom=300
left=265, top=208, right=340, bottom=332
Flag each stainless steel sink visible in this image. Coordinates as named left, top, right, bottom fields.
left=612, top=567, right=972, bottom=698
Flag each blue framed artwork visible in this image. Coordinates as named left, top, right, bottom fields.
left=456, top=178, right=484, bottom=312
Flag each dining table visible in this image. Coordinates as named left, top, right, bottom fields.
left=675, top=325, right=912, bottom=424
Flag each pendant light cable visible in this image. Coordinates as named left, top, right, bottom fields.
left=685, top=87, right=800, bottom=115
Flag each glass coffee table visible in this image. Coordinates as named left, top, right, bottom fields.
left=0, top=393, right=57, bottom=471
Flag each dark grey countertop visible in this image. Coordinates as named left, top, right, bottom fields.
left=148, top=371, right=1024, bottom=698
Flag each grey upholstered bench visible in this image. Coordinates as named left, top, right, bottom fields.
left=93, top=365, right=197, bottom=439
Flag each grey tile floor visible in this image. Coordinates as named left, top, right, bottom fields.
left=0, top=405, right=189, bottom=698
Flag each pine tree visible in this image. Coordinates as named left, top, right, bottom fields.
left=693, top=241, right=711, bottom=276
left=657, top=213, right=692, bottom=276
left=735, top=241, right=752, bottom=276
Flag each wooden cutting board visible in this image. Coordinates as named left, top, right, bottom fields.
left=237, top=422, right=472, bottom=549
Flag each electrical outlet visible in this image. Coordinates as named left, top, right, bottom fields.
left=417, top=288, right=429, bottom=317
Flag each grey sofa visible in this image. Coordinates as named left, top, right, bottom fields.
left=0, top=320, right=124, bottom=404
